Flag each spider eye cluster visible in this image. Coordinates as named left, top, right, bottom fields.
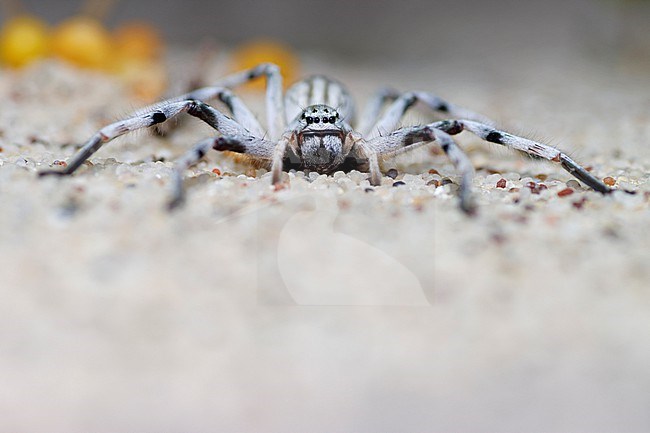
left=303, top=112, right=339, bottom=124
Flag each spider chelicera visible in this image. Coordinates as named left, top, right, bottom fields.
left=39, top=63, right=614, bottom=214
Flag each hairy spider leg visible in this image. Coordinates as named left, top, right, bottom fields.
left=366, top=91, right=494, bottom=140
left=365, top=119, right=612, bottom=212
left=365, top=124, right=475, bottom=213
left=39, top=100, right=250, bottom=177
left=168, top=131, right=276, bottom=209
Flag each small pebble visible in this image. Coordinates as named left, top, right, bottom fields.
left=558, top=188, right=574, bottom=197
left=572, top=197, right=588, bottom=210
left=402, top=174, right=424, bottom=186
left=566, top=179, right=581, bottom=189
left=427, top=179, right=440, bottom=187
left=441, top=178, right=453, bottom=186
left=525, top=181, right=546, bottom=194
left=535, top=174, right=548, bottom=181
left=443, top=183, right=459, bottom=193
left=364, top=187, right=374, bottom=193
left=348, top=171, right=366, bottom=183
left=496, top=178, right=507, bottom=188
left=491, top=232, right=507, bottom=245
left=212, top=168, right=221, bottom=175
left=386, top=168, right=398, bottom=179
left=392, top=181, right=406, bottom=187
left=603, top=176, right=616, bottom=186
left=428, top=168, right=440, bottom=175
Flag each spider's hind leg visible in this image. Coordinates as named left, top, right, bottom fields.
left=362, top=90, right=494, bottom=139
left=159, top=63, right=287, bottom=140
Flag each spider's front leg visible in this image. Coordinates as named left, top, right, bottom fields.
left=434, top=120, right=614, bottom=194
left=270, top=133, right=294, bottom=186
left=367, top=119, right=614, bottom=213
left=168, top=133, right=276, bottom=210
left=39, top=100, right=247, bottom=177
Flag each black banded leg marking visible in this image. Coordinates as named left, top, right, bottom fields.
left=180, top=87, right=265, bottom=138
left=366, top=125, right=475, bottom=214
left=434, top=130, right=476, bottom=214
left=39, top=100, right=248, bottom=177
left=366, top=91, right=494, bottom=140
left=456, top=120, right=613, bottom=194
left=365, top=124, right=441, bottom=155
left=167, top=133, right=276, bottom=210
left=159, top=63, right=285, bottom=140
left=559, top=155, right=612, bottom=194
left=366, top=116, right=614, bottom=209
left=168, top=139, right=214, bottom=210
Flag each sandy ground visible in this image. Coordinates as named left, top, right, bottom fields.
left=1, top=50, right=649, bottom=432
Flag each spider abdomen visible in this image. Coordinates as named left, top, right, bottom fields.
left=285, top=75, right=355, bottom=123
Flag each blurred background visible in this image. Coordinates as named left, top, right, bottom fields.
left=2, top=0, right=650, bottom=67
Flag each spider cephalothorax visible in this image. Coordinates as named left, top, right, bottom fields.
left=293, top=104, right=351, bottom=173
left=39, top=62, right=616, bottom=214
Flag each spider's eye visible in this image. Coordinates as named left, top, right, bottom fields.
left=322, top=117, right=329, bottom=123
left=313, top=117, right=320, bottom=123
left=329, top=116, right=336, bottom=123
left=306, top=116, right=313, bottom=124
